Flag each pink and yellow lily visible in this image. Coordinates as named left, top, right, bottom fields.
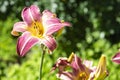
left=52, top=53, right=108, bottom=80
left=11, top=5, right=70, bottom=56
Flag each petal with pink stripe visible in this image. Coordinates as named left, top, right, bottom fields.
left=45, top=22, right=71, bottom=35
left=22, top=5, right=41, bottom=25
left=42, top=10, right=71, bottom=35
left=71, top=55, right=83, bottom=75
left=17, top=32, right=39, bottom=56
left=11, top=22, right=27, bottom=36
left=112, top=52, right=120, bottom=64
left=30, top=5, right=41, bottom=21
left=41, top=36, right=56, bottom=52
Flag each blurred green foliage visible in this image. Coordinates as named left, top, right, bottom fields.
left=0, top=0, right=120, bottom=80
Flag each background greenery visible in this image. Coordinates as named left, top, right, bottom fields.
left=0, top=0, right=120, bottom=80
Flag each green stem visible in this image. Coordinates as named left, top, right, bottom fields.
left=39, top=47, right=45, bottom=80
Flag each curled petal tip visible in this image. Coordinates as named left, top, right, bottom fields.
left=42, top=10, right=51, bottom=14
left=11, top=22, right=27, bottom=36
left=11, top=31, right=19, bottom=36
left=63, top=22, right=71, bottom=27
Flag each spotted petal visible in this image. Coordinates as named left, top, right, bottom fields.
left=11, top=22, right=27, bottom=36
left=112, top=52, right=120, bottom=64
left=22, top=5, right=41, bottom=25
left=17, top=32, right=39, bottom=56
left=41, top=36, right=56, bottom=52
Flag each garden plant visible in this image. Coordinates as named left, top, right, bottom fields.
left=0, top=0, right=120, bottom=80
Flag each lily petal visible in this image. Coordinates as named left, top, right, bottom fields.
left=71, top=55, right=84, bottom=75
left=22, top=5, right=41, bottom=25
left=41, top=36, right=56, bottom=52
left=42, top=10, right=55, bottom=20
left=17, top=32, right=39, bottom=56
left=83, top=60, right=93, bottom=69
left=45, top=22, right=70, bottom=35
left=74, top=55, right=83, bottom=70
left=11, top=22, right=27, bottom=36
left=112, top=52, right=120, bottom=64
left=71, top=55, right=91, bottom=78
left=30, top=5, right=41, bottom=21
left=51, top=57, right=69, bottom=73
left=42, top=10, right=71, bottom=35
left=57, top=72, right=73, bottom=80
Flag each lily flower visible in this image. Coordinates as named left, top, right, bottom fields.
left=112, top=51, right=120, bottom=64
left=52, top=53, right=93, bottom=80
left=11, top=5, right=70, bottom=56
left=52, top=53, right=108, bottom=80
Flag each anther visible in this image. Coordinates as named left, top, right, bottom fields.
left=52, top=14, right=56, bottom=18
left=61, top=20, right=64, bottom=23
left=34, top=26, right=36, bottom=29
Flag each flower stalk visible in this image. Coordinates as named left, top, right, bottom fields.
left=39, top=46, right=46, bottom=80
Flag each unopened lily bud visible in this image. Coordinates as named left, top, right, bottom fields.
left=94, top=55, right=108, bottom=80
left=67, top=52, right=74, bottom=63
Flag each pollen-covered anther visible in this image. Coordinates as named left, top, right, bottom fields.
left=79, top=72, right=87, bottom=80
left=11, top=31, right=19, bottom=36
left=61, top=20, right=64, bottom=23
left=28, top=22, right=44, bottom=38
left=52, top=14, right=56, bottom=18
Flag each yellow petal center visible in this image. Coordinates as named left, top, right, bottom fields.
left=27, top=21, right=44, bottom=38
left=76, top=72, right=88, bottom=80
left=79, top=72, right=87, bottom=80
